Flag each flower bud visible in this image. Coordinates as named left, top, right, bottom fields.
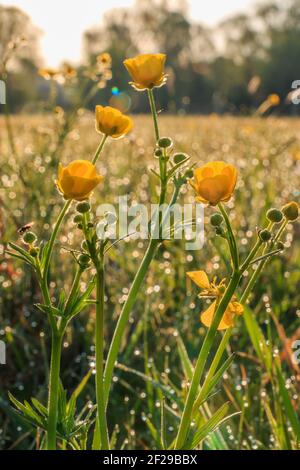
left=158, top=137, right=173, bottom=149
left=78, top=254, right=90, bottom=266
left=259, top=229, right=272, bottom=242
left=266, top=208, right=283, bottom=223
left=73, top=214, right=83, bottom=224
left=154, top=148, right=163, bottom=158
left=185, top=169, right=194, bottom=179
left=77, top=223, right=83, bottom=230
left=29, top=247, right=39, bottom=257
left=210, top=213, right=224, bottom=227
left=173, top=153, right=187, bottom=164
left=281, top=201, right=299, bottom=221
left=22, top=231, right=37, bottom=245
left=76, top=201, right=91, bottom=214
left=215, top=226, right=226, bottom=237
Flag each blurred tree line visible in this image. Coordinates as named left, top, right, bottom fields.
left=1, top=0, right=300, bottom=114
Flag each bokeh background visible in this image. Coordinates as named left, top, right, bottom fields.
left=1, top=0, right=300, bottom=114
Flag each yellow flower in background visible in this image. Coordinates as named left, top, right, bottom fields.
left=56, top=160, right=103, bottom=201
left=95, top=105, right=133, bottom=139
left=97, top=52, right=112, bottom=67
left=38, top=68, right=61, bottom=81
left=201, top=299, right=243, bottom=330
left=187, top=270, right=243, bottom=330
left=191, top=161, right=237, bottom=206
left=123, top=54, right=167, bottom=91
left=268, top=94, right=280, bottom=106
left=61, top=63, right=77, bottom=81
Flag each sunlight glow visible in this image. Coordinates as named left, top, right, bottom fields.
left=1, top=0, right=255, bottom=66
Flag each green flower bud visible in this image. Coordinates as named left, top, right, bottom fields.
left=29, top=247, right=39, bottom=257
left=158, top=137, right=173, bottom=149
left=73, top=214, right=83, bottom=224
left=210, top=213, right=224, bottom=227
left=87, top=222, right=94, bottom=229
left=267, top=208, right=283, bottom=223
left=154, top=148, right=163, bottom=158
left=282, top=201, right=299, bottom=221
left=184, top=169, right=194, bottom=179
left=215, top=226, right=226, bottom=237
left=259, top=229, right=272, bottom=242
left=22, top=231, right=37, bottom=245
left=77, top=223, right=83, bottom=230
left=78, top=254, right=90, bottom=266
left=76, top=201, right=91, bottom=214
left=173, top=153, right=187, bottom=164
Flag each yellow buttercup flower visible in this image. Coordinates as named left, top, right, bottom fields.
left=201, top=299, right=243, bottom=330
left=95, top=105, right=133, bottom=139
left=191, top=161, right=237, bottom=206
left=123, top=54, right=167, bottom=91
left=187, top=271, right=226, bottom=297
left=56, top=160, right=103, bottom=201
left=187, top=270, right=243, bottom=330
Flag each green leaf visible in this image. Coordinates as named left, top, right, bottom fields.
left=167, top=157, right=190, bottom=180
left=160, top=399, right=167, bottom=450
left=176, top=333, right=194, bottom=381
left=243, top=305, right=272, bottom=370
left=275, top=360, right=300, bottom=439
left=31, top=397, right=48, bottom=417
left=35, top=303, right=63, bottom=318
left=7, top=243, right=35, bottom=267
left=184, top=403, right=236, bottom=449
left=5, top=250, right=33, bottom=267
left=193, top=354, right=235, bottom=412
left=69, top=370, right=92, bottom=403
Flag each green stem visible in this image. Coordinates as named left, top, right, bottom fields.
left=64, top=267, right=83, bottom=316
left=46, top=332, right=63, bottom=450
left=218, top=203, right=239, bottom=270
left=174, top=270, right=241, bottom=449
left=147, top=89, right=160, bottom=142
left=241, top=219, right=287, bottom=301
left=95, top=260, right=110, bottom=449
left=240, top=239, right=262, bottom=273
left=43, top=200, right=72, bottom=284
left=193, top=327, right=232, bottom=411
left=192, top=223, right=282, bottom=413
left=103, top=238, right=159, bottom=406
left=92, top=135, right=108, bottom=165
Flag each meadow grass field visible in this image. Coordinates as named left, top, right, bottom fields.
left=0, top=113, right=300, bottom=450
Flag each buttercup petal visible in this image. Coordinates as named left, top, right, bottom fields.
left=187, top=271, right=211, bottom=289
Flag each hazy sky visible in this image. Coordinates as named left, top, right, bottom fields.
left=2, top=0, right=256, bottom=66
